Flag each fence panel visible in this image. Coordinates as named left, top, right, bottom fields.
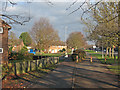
left=4, top=56, right=59, bottom=77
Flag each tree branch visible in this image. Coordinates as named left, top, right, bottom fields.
left=81, top=0, right=103, bottom=20
left=0, top=14, right=31, bottom=25
left=68, top=1, right=86, bottom=15
left=66, top=0, right=78, bottom=10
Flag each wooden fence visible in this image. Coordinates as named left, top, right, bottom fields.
left=2, top=57, right=59, bottom=77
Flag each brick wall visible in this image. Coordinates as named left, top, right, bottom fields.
left=0, top=19, right=11, bottom=63
left=2, top=28, right=9, bottom=63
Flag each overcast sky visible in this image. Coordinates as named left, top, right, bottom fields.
left=3, top=1, right=95, bottom=45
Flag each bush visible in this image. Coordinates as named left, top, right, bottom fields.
left=19, top=46, right=28, bottom=54
left=9, top=46, right=13, bottom=52
left=71, top=53, right=78, bottom=61
left=71, top=49, right=86, bottom=61
left=24, top=52, right=34, bottom=60
left=9, top=49, right=34, bottom=61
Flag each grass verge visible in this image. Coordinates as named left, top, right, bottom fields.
left=36, top=53, right=63, bottom=57
left=107, top=65, right=120, bottom=74
left=85, top=50, right=101, bottom=53
left=86, top=50, right=119, bottom=74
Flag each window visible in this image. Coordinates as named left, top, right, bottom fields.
left=0, top=48, right=3, bottom=53
left=0, top=27, right=3, bottom=33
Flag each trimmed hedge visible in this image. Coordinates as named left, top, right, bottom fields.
left=8, top=52, right=34, bottom=61
left=71, top=49, right=86, bottom=61
left=8, top=46, right=34, bottom=61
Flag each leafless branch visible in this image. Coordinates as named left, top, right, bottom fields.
left=8, top=0, right=17, bottom=6
left=0, top=14, right=31, bottom=25
left=66, top=0, right=78, bottom=10
left=68, top=1, right=87, bottom=15
left=45, top=0, right=54, bottom=6
left=81, top=0, right=103, bottom=20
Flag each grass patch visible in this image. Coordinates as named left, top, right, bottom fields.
left=36, top=53, right=63, bottom=57
left=88, top=52, right=119, bottom=74
left=89, top=53, right=118, bottom=64
left=108, top=65, right=120, bottom=74
left=85, top=50, right=101, bottom=53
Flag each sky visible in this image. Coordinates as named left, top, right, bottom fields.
left=2, top=1, right=95, bottom=45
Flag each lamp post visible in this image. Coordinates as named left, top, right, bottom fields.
left=65, top=26, right=68, bottom=57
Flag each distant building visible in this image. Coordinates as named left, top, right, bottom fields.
left=48, top=46, right=67, bottom=53
left=12, top=40, right=24, bottom=52
left=0, top=19, right=11, bottom=63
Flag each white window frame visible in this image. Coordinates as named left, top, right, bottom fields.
left=0, top=27, right=3, bottom=33
left=0, top=48, right=3, bottom=53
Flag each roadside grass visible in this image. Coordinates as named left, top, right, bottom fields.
left=107, top=65, right=120, bottom=74
left=86, top=50, right=119, bottom=74
left=36, top=53, right=63, bottom=57
left=89, top=53, right=118, bottom=64
left=85, top=50, right=101, bottom=53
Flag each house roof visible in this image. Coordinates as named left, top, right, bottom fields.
left=0, top=18, right=11, bottom=30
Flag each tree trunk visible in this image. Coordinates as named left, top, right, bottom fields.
left=106, top=47, right=109, bottom=56
left=112, top=47, right=114, bottom=58
left=118, top=1, right=120, bottom=61
left=109, top=47, right=111, bottom=58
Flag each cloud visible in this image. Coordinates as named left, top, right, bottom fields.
left=7, top=2, right=90, bottom=43
left=6, top=6, right=17, bottom=12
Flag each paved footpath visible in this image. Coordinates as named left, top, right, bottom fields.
left=74, top=58, right=119, bottom=88
left=27, top=55, right=119, bottom=88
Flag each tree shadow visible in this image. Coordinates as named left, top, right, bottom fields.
left=56, top=62, right=119, bottom=88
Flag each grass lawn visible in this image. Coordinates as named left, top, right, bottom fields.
left=85, top=50, right=101, bottom=53
left=86, top=50, right=119, bottom=74
left=108, top=65, right=120, bottom=74
left=89, top=53, right=118, bottom=64
left=36, top=53, right=64, bottom=57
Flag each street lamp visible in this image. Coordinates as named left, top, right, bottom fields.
left=65, top=26, right=68, bottom=57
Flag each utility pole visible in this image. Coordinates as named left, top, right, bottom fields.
left=65, top=26, right=68, bottom=57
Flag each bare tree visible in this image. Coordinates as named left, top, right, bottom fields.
left=66, top=32, right=86, bottom=49
left=30, top=17, right=60, bottom=51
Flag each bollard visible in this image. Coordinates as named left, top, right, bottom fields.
left=105, top=57, right=106, bottom=64
left=76, top=55, right=78, bottom=63
left=90, top=56, right=92, bottom=63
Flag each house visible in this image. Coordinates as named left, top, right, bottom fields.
left=48, top=46, right=67, bottom=53
left=12, top=40, right=24, bottom=52
left=0, top=19, right=11, bottom=63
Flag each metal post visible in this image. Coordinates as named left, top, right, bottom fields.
left=65, top=26, right=68, bottom=57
